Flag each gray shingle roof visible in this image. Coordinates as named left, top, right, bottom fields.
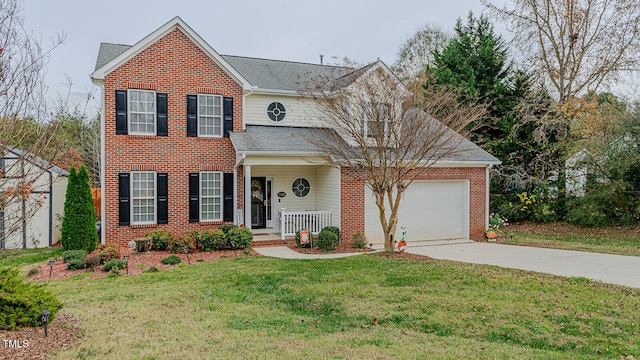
left=221, top=55, right=349, bottom=92
left=7, top=147, right=69, bottom=176
left=230, top=125, right=343, bottom=153
left=94, top=43, right=357, bottom=91
left=95, top=43, right=131, bottom=71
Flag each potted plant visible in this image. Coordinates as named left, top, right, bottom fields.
left=486, top=213, right=508, bottom=242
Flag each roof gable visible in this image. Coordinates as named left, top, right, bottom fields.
left=91, top=17, right=251, bottom=90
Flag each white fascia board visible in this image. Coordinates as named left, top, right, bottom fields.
left=250, top=88, right=301, bottom=96
left=342, top=60, right=409, bottom=95
left=90, top=17, right=252, bottom=91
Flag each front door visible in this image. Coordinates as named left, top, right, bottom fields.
left=251, top=177, right=266, bottom=228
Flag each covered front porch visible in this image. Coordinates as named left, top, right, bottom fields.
left=230, top=126, right=344, bottom=241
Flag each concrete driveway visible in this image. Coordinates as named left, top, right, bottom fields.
left=406, top=240, right=640, bottom=288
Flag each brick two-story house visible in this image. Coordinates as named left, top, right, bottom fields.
left=91, top=17, right=499, bottom=247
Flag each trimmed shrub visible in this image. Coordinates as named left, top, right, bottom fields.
left=161, top=254, right=181, bottom=265
left=0, top=267, right=63, bottom=330
left=317, top=229, right=339, bottom=251
left=218, top=224, right=237, bottom=234
left=198, top=229, right=227, bottom=251
left=98, top=244, right=119, bottom=263
left=60, top=165, right=98, bottom=252
left=322, top=226, right=341, bottom=242
left=146, top=229, right=172, bottom=251
left=169, top=231, right=198, bottom=253
left=351, top=232, right=367, bottom=249
left=63, top=250, right=87, bottom=270
left=295, top=229, right=313, bottom=248
left=103, top=259, right=126, bottom=272
left=226, top=227, right=253, bottom=249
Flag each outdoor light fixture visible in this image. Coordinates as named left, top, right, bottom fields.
left=369, top=243, right=373, bottom=249
left=49, top=259, right=55, bottom=278
left=128, top=240, right=136, bottom=252
left=123, top=254, right=129, bottom=274
left=230, top=240, right=237, bottom=257
left=39, top=311, right=51, bottom=337
left=183, top=246, right=190, bottom=265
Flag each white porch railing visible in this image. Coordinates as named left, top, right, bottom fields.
left=280, top=209, right=332, bottom=240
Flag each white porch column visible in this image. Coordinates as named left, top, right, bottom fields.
left=244, top=164, right=252, bottom=229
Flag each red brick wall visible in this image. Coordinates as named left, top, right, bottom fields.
left=340, top=166, right=488, bottom=244
left=103, top=28, right=243, bottom=246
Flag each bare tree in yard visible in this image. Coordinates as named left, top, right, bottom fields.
left=392, top=24, right=450, bottom=82
left=0, top=0, right=66, bottom=248
left=308, top=65, right=486, bottom=251
left=483, top=0, right=640, bottom=104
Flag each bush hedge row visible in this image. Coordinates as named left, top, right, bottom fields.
left=145, top=226, right=253, bottom=253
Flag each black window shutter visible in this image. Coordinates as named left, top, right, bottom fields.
left=157, top=173, right=168, bottom=224
left=223, top=97, right=233, bottom=138
left=223, top=173, right=234, bottom=222
left=187, top=95, right=198, bottom=137
left=115, top=90, right=128, bottom=135
left=189, top=173, right=199, bottom=222
left=156, top=93, right=168, bottom=136
left=118, top=173, right=130, bottom=226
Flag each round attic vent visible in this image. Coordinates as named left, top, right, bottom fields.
left=267, top=101, right=286, bottom=122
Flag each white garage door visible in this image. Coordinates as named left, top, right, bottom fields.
left=364, top=180, right=469, bottom=245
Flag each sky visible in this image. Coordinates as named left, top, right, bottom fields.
left=20, top=0, right=487, bottom=113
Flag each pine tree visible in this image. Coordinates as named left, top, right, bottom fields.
left=60, top=165, right=98, bottom=251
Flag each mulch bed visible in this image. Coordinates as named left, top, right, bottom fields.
left=0, top=313, right=82, bottom=360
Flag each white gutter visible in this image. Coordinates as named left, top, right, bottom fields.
left=92, top=78, right=106, bottom=245
left=486, top=164, right=493, bottom=231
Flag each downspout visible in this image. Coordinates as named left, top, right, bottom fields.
left=241, top=87, right=256, bottom=131
left=99, top=83, right=106, bottom=245
left=486, top=164, right=493, bottom=231
left=233, top=153, right=246, bottom=225
left=48, top=170, right=53, bottom=247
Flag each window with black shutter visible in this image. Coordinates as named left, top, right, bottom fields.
left=118, top=173, right=130, bottom=225
left=223, top=173, right=234, bottom=221
left=189, top=173, right=200, bottom=222
left=223, top=97, right=233, bottom=137
left=115, top=90, right=128, bottom=135
left=156, top=93, right=168, bottom=136
left=157, top=173, right=168, bottom=224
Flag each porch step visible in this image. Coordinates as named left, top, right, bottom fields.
left=252, top=232, right=291, bottom=247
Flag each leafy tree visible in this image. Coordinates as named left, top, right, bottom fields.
left=61, top=165, right=97, bottom=252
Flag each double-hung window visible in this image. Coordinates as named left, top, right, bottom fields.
left=131, top=171, right=156, bottom=224
left=128, top=90, right=156, bottom=135
left=200, top=171, right=222, bottom=221
left=362, top=101, right=390, bottom=139
left=198, top=94, right=223, bottom=137
left=115, top=89, right=167, bottom=136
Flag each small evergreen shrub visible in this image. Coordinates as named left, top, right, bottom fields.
left=62, top=250, right=87, bottom=263
left=218, top=224, right=238, bottom=234
left=103, top=259, right=126, bottom=272
left=317, top=229, right=339, bottom=251
left=161, top=254, right=181, bottom=265
left=322, top=226, right=341, bottom=242
left=351, top=232, right=367, bottom=249
left=295, top=229, right=313, bottom=248
left=198, top=229, right=227, bottom=251
left=0, top=267, right=63, bottom=330
left=63, top=250, right=87, bottom=270
left=146, top=229, right=172, bottom=251
left=98, top=244, right=119, bottom=263
left=169, top=231, right=198, bottom=253
left=226, top=227, right=253, bottom=249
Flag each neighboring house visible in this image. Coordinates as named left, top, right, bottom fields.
left=1, top=147, right=68, bottom=249
left=90, top=17, right=500, bottom=247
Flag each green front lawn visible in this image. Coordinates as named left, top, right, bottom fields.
left=502, top=222, right=640, bottom=256
left=44, top=255, right=639, bottom=359
left=0, top=247, right=64, bottom=268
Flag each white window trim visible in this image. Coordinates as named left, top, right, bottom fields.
left=128, top=89, right=156, bottom=135
left=197, top=94, right=223, bottom=138
left=200, top=171, right=223, bottom=222
left=291, top=177, right=311, bottom=199
left=362, top=101, right=390, bottom=139
left=266, top=101, right=287, bottom=123
left=131, top=171, right=157, bottom=225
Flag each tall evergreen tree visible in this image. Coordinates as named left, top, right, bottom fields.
left=427, top=12, right=539, bottom=191
left=61, top=165, right=98, bottom=252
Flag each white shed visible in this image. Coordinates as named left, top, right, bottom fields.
left=0, top=147, right=68, bottom=249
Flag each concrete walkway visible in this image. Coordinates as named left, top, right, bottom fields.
left=406, top=240, right=640, bottom=288
left=254, top=246, right=366, bottom=260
